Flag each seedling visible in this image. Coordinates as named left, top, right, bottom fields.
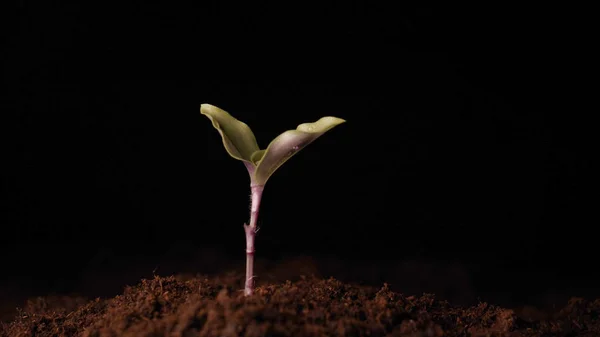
left=200, top=103, right=345, bottom=296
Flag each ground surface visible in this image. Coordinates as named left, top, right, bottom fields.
left=1, top=272, right=599, bottom=337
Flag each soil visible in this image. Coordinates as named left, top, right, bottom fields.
left=1, top=272, right=599, bottom=337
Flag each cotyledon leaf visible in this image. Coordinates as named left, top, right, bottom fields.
left=201, top=103, right=345, bottom=186
left=200, top=104, right=260, bottom=163
left=252, top=116, right=346, bottom=186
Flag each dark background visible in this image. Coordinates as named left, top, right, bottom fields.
left=0, top=2, right=595, bottom=318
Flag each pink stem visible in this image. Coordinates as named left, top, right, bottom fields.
left=244, top=184, right=264, bottom=296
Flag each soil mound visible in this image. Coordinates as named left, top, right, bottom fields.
left=2, top=274, right=599, bottom=337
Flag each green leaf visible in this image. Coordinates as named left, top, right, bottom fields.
left=250, top=149, right=266, bottom=165
left=253, top=116, right=346, bottom=185
left=200, top=104, right=260, bottom=164
left=201, top=104, right=346, bottom=186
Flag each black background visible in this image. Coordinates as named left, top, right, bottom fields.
left=0, top=2, right=595, bottom=316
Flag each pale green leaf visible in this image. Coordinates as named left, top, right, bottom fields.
left=250, top=149, right=266, bottom=165
left=200, top=104, right=260, bottom=163
left=253, top=116, right=345, bottom=185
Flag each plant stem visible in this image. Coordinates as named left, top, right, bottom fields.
left=244, top=184, right=264, bottom=296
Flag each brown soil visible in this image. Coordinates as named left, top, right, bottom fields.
left=1, top=273, right=598, bottom=337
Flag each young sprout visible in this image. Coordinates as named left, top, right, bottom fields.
left=200, top=103, right=345, bottom=296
